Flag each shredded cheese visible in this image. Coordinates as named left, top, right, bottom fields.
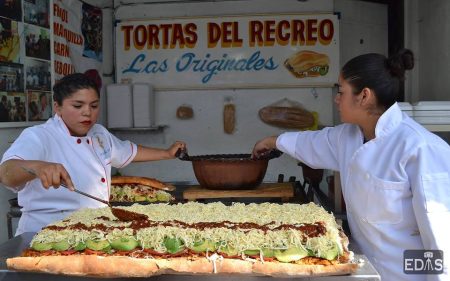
left=31, top=202, right=344, bottom=257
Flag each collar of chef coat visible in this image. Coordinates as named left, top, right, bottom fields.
left=53, top=113, right=93, bottom=140
left=373, top=102, right=403, bottom=139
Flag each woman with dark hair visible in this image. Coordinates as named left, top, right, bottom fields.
left=0, top=73, right=187, bottom=235
left=252, top=49, right=449, bottom=281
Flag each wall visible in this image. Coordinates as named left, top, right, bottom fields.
left=113, top=0, right=335, bottom=183
left=416, top=0, right=450, bottom=102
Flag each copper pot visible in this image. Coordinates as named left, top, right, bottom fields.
left=178, top=150, right=282, bottom=190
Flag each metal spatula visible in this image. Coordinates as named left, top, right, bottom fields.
left=21, top=166, right=148, bottom=222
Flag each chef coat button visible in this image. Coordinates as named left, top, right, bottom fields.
left=101, top=177, right=106, bottom=183
left=361, top=218, right=367, bottom=223
left=77, top=139, right=81, bottom=144
left=365, top=173, right=370, bottom=179
left=86, top=139, right=90, bottom=144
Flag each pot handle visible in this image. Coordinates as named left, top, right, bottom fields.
left=257, top=149, right=283, bottom=160
left=175, top=148, right=190, bottom=161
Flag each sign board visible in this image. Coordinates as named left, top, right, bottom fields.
left=116, top=14, right=339, bottom=90
left=53, top=0, right=102, bottom=82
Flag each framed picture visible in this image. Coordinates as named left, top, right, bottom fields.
left=27, top=90, right=52, bottom=121
left=0, top=17, right=20, bottom=63
left=24, top=0, right=50, bottom=28
left=0, top=91, right=26, bottom=122
left=0, top=0, right=22, bottom=21
left=24, top=24, right=50, bottom=60
left=25, top=58, right=51, bottom=91
left=0, top=61, right=24, bottom=92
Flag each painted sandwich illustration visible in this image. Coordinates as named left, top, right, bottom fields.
left=284, top=50, right=330, bottom=78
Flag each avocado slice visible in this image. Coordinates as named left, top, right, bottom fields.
left=147, top=196, right=159, bottom=203
left=319, top=243, right=339, bottom=260
left=164, top=237, right=185, bottom=254
left=52, top=240, right=71, bottom=251
left=111, top=236, right=139, bottom=251
left=190, top=239, right=217, bottom=253
left=243, top=249, right=260, bottom=256
left=32, top=241, right=53, bottom=251
left=218, top=245, right=238, bottom=256
left=86, top=239, right=110, bottom=251
left=156, top=192, right=171, bottom=202
left=73, top=242, right=86, bottom=251
left=134, top=195, right=147, bottom=202
left=274, top=247, right=309, bottom=263
left=261, top=248, right=275, bottom=258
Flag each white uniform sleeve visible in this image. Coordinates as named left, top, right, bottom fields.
left=1, top=128, right=46, bottom=163
left=407, top=143, right=450, bottom=280
left=276, top=126, right=342, bottom=171
left=1, top=128, right=46, bottom=192
left=108, top=132, right=138, bottom=168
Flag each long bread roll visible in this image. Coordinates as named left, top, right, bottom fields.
left=111, top=176, right=175, bottom=191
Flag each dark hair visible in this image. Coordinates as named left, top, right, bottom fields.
left=52, top=73, right=99, bottom=105
left=341, top=49, right=414, bottom=109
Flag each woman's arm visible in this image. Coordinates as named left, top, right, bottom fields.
left=0, top=159, right=75, bottom=190
left=132, top=141, right=186, bottom=162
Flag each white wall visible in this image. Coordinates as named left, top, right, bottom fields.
left=112, top=0, right=336, bottom=183
left=408, top=0, right=450, bottom=102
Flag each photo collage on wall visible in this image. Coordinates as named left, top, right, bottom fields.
left=0, top=0, right=51, bottom=124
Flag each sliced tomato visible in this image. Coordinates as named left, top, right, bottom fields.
left=84, top=249, right=107, bottom=255
left=60, top=250, right=78, bottom=255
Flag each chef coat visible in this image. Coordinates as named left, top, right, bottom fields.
left=277, top=103, right=450, bottom=281
left=1, top=114, right=137, bottom=235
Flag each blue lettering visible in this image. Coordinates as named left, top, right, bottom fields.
left=264, top=57, right=278, bottom=70
left=123, top=54, right=168, bottom=74
left=176, top=53, right=195, bottom=71
left=122, top=54, right=146, bottom=73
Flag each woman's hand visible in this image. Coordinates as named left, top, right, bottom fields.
left=166, top=141, right=187, bottom=158
left=31, top=162, right=75, bottom=191
left=0, top=159, right=75, bottom=191
left=252, top=136, right=278, bottom=159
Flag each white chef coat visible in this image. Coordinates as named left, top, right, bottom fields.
left=1, top=114, right=137, bottom=235
left=277, top=103, right=450, bottom=281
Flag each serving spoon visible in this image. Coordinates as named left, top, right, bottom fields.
left=21, top=167, right=148, bottom=222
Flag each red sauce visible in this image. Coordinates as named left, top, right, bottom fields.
left=44, top=219, right=326, bottom=239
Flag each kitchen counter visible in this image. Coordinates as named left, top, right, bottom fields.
left=0, top=232, right=380, bottom=281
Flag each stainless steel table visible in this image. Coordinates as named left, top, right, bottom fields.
left=0, top=233, right=380, bottom=281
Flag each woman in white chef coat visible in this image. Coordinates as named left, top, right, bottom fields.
left=252, top=49, right=449, bottom=281
left=0, top=73, right=186, bottom=236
